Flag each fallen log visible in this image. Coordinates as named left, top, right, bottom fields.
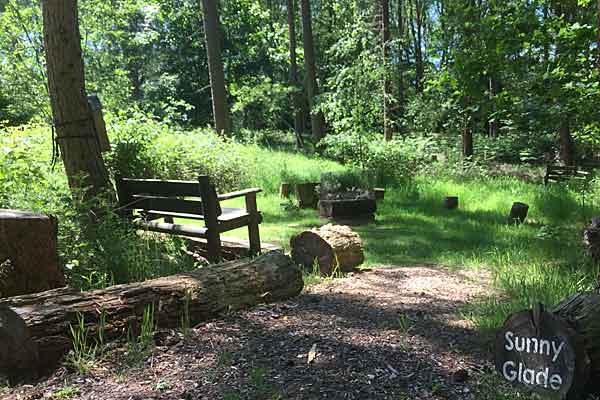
left=290, top=224, right=364, bottom=275
left=0, top=209, right=65, bottom=298
left=0, top=251, right=303, bottom=376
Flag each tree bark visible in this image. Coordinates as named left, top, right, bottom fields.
left=382, top=0, right=393, bottom=141
left=0, top=252, right=303, bottom=375
left=488, top=77, right=499, bottom=138
left=291, top=224, right=364, bottom=275
left=396, top=0, right=405, bottom=133
left=201, top=0, right=230, bottom=135
left=300, top=0, right=326, bottom=141
left=597, top=0, right=600, bottom=79
left=559, top=116, right=575, bottom=166
left=42, top=0, right=111, bottom=200
left=287, top=0, right=304, bottom=148
left=0, top=210, right=64, bottom=298
left=462, top=112, right=474, bottom=158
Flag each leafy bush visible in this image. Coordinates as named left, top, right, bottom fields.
left=106, top=112, right=250, bottom=191
left=0, top=124, right=195, bottom=291
left=320, top=133, right=436, bottom=186
left=319, top=169, right=368, bottom=195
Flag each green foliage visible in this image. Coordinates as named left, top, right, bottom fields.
left=125, top=303, right=156, bottom=367
left=319, top=169, right=368, bottom=194
left=106, top=112, right=250, bottom=191
left=320, top=133, right=436, bottom=186
left=65, top=313, right=98, bottom=375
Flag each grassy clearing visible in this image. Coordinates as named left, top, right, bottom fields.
left=2, top=124, right=599, bottom=334
left=222, top=173, right=599, bottom=333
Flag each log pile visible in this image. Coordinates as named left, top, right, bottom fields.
left=0, top=251, right=303, bottom=377
left=0, top=209, right=65, bottom=298
left=290, top=224, right=364, bottom=275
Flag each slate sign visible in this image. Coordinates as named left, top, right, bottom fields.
left=495, top=304, right=585, bottom=399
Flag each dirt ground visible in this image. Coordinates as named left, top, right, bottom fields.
left=2, top=265, right=506, bottom=400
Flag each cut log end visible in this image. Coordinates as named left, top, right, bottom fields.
left=291, top=224, right=364, bottom=275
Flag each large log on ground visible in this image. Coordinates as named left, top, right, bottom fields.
left=0, top=251, right=302, bottom=376
left=0, top=209, right=65, bottom=298
left=290, top=224, right=364, bottom=275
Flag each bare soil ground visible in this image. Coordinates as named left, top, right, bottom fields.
left=2, top=265, right=505, bottom=400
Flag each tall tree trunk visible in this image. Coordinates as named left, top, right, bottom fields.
left=201, top=0, right=230, bottom=135
left=382, top=0, right=392, bottom=140
left=287, top=0, right=304, bottom=149
left=409, top=0, right=424, bottom=93
left=42, top=0, right=110, bottom=200
left=462, top=101, right=474, bottom=158
left=559, top=116, right=575, bottom=166
left=488, top=77, right=499, bottom=138
left=300, top=0, right=326, bottom=141
left=396, top=0, right=405, bottom=134
left=597, top=0, right=600, bottom=78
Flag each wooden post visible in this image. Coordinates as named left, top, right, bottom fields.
left=245, top=193, right=262, bottom=256
left=198, top=176, right=221, bottom=262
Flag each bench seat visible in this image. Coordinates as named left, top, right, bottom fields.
left=116, top=175, right=262, bottom=262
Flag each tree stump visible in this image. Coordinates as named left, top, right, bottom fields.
left=373, top=188, right=385, bottom=201
left=0, top=210, right=64, bottom=298
left=280, top=183, right=293, bottom=199
left=296, top=182, right=318, bottom=209
left=495, top=304, right=587, bottom=399
left=290, top=224, right=364, bottom=275
left=444, top=196, right=459, bottom=209
left=584, top=217, right=600, bottom=264
left=509, top=202, right=529, bottom=224
left=0, top=251, right=303, bottom=377
left=495, top=295, right=600, bottom=399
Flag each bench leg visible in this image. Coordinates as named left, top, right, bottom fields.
left=245, top=194, right=261, bottom=256
left=206, top=230, right=222, bottom=263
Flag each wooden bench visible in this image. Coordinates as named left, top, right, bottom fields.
left=116, top=175, right=262, bottom=262
left=544, top=165, right=594, bottom=186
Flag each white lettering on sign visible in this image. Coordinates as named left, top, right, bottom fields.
left=502, top=361, right=563, bottom=391
left=502, top=331, right=565, bottom=391
left=504, top=331, right=564, bottom=361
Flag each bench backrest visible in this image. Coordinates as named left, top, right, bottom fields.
left=544, top=165, right=593, bottom=185
left=116, top=175, right=222, bottom=217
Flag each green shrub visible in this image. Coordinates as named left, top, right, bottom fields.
left=320, top=133, right=436, bottom=186
left=106, top=113, right=250, bottom=191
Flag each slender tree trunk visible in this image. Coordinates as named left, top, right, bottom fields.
left=488, top=77, right=499, bottom=138
left=597, top=0, right=600, bottom=78
left=201, top=0, right=230, bottom=135
left=462, top=99, right=474, bottom=158
left=287, top=0, right=304, bottom=149
left=42, top=0, right=110, bottom=200
left=300, top=0, right=326, bottom=141
left=559, top=116, right=575, bottom=166
left=408, top=0, right=424, bottom=93
left=382, top=0, right=392, bottom=140
left=396, top=0, right=405, bottom=134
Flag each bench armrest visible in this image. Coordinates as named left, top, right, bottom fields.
left=218, top=188, right=262, bottom=201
